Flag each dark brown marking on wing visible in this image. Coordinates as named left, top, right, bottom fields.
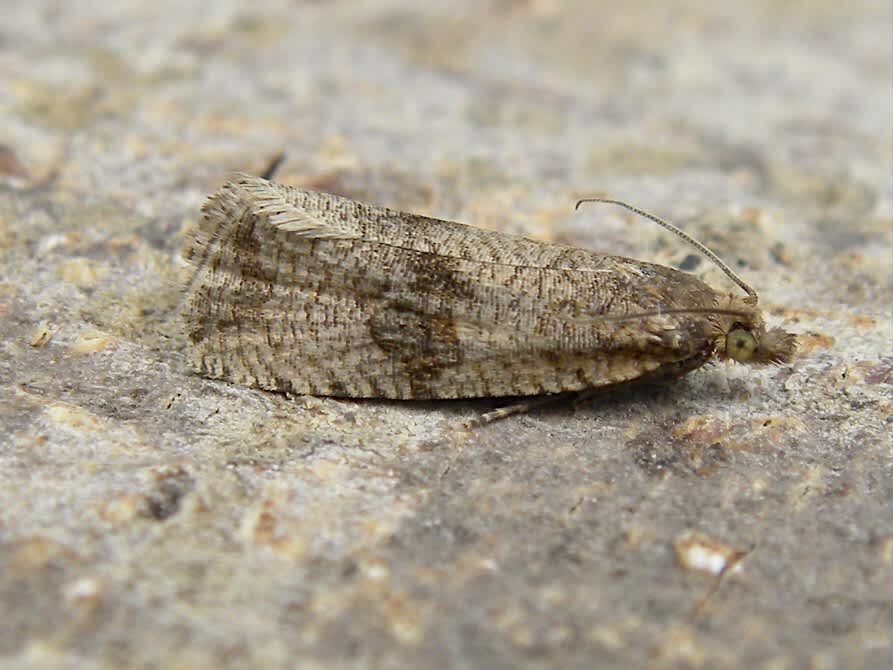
left=368, top=252, right=468, bottom=397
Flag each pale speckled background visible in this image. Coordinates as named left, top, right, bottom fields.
left=1, top=1, right=891, bottom=669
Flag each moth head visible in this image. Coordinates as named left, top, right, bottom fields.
left=714, top=299, right=796, bottom=365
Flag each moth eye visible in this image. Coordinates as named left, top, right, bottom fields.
left=726, top=328, right=757, bottom=362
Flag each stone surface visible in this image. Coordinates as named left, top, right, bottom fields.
left=1, top=2, right=890, bottom=669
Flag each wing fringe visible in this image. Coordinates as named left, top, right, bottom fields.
left=228, top=174, right=361, bottom=240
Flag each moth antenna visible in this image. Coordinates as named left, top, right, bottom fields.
left=594, top=307, right=752, bottom=323
left=575, top=198, right=758, bottom=303
left=563, top=306, right=755, bottom=326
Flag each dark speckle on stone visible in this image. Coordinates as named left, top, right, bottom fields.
left=140, top=470, right=195, bottom=521
left=677, top=253, right=701, bottom=271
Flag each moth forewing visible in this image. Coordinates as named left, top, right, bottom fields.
left=182, top=176, right=796, bottom=400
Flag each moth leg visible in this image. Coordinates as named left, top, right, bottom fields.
left=461, top=394, right=570, bottom=429
left=441, top=394, right=576, bottom=478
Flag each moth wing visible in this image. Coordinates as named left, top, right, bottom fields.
left=184, top=180, right=719, bottom=399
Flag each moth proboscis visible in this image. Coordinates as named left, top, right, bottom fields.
left=182, top=175, right=796, bottom=420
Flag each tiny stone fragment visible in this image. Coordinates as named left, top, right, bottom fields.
left=29, top=320, right=52, bottom=347
left=673, top=530, right=744, bottom=576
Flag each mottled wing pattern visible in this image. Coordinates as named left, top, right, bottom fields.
left=182, top=176, right=722, bottom=399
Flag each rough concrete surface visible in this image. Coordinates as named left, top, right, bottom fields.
left=1, top=2, right=891, bottom=668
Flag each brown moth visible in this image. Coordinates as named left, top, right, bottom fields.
left=182, top=175, right=796, bottom=401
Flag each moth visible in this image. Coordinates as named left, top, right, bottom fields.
left=182, top=175, right=796, bottom=404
